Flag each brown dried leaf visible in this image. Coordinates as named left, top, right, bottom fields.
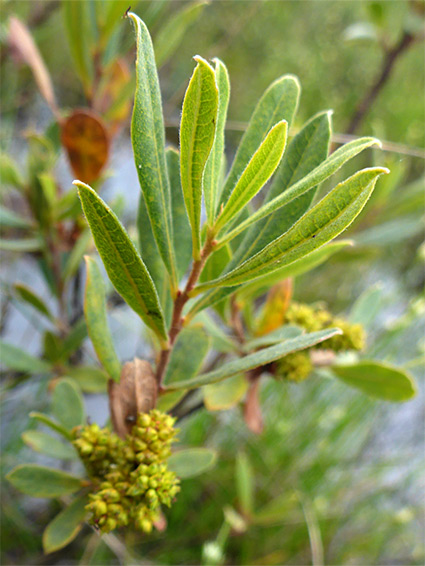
left=108, top=358, right=157, bottom=438
left=8, top=16, right=59, bottom=119
left=243, top=377, right=263, bottom=435
left=95, top=59, right=131, bottom=136
left=61, top=110, right=109, bottom=183
left=255, top=279, right=293, bottom=336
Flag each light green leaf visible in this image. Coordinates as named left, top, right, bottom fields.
left=204, top=374, right=247, bottom=411
left=253, top=492, right=300, bottom=525
left=62, top=1, right=94, bottom=92
left=6, top=465, right=83, bottom=498
left=154, top=2, right=207, bottom=67
left=193, top=312, right=236, bottom=353
left=332, top=361, right=417, bottom=401
left=100, top=0, right=129, bottom=47
left=0, top=152, right=25, bottom=189
left=219, top=75, right=300, bottom=208
left=22, top=431, right=77, bottom=460
left=244, top=325, right=303, bottom=352
left=220, top=136, right=380, bottom=246
left=238, top=240, right=352, bottom=300
left=156, top=390, right=187, bottom=413
left=204, top=58, right=230, bottom=225
left=168, top=328, right=341, bottom=390
left=163, top=326, right=210, bottom=386
left=349, top=283, right=384, bottom=328
left=84, top=256, right=121, bottom=382
left=129, top=12, right=177, bottom=287
left=66, top=366, right=108, bottom=393
left=14, top=283, right=53, bottom=320
left=168, top=448, right=217, bottom=478
left=194, top=168, right=388, bottom=291
left=52, top=378, right=85, bottom=431
left=214, top=120, right=288, bottom=233
left=180, top=55, right=218, bottom=259
left=0, top=340, right=52, bottom=374
left=0, top=205, right=32, bottom=229
left=0, top=238, right=42, bottom=252
left=63, top=229, right=91, bottom=283
left=200, top=242, right=232, bottom=285
left=43, top=494, right=88, bottom=554
left=236, top=452, right=254, bottom=516
left=167, top=147, right=192, bottom=280
left=29, top=412, right=71, bottom=440
left=76, top=181, right=167, bottom=344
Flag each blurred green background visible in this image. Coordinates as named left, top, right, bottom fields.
left=1, top=1, right=424, bottom=564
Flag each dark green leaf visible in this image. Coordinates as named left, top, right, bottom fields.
left=129, top=12, right=177, bottom=288
left=6, top=465, right=83, bottom=497
left=43, top=494, right=88, bottom=554
left=84, top=256, right=121, bottom=381
left=76, top=181, right=167, bottom=344
left=163, top=326, right=210, bottom=386
left=14, top=283, right=53, bottom=320
left=52, top=378, right=85, bottom=431
left=168, top=448, right=217, bottom=478
left=332, top=361, right=417, bottom=401
left=168, top=328, right=341, bottom=389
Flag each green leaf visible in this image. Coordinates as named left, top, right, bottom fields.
left=168, top=448, right=217, bottom=478
left=6, top=465, right=83, bottom=498
left=236, top=452, right=254, bottom=516
left=43, top=494, right=88, bottom=554
left=200, top=242, right=232, bottom=285
left=129, top=12, right=177, bottom=288
left=180, top=55, right=218, bottom=259
left=51, top=378, right=85, bottom=431
left=253, top=492, right=300, bottom=525
left=219, top=75, right=300, bottom=208
left=204, top=58, right=231, bottom=226
left=238, top=240, right=352, bottom=300
left=204, top=374, right=247, bottom=411
left=84, top=256, right=121, bottom=381
left=14, top=283, right=53, bottom=320
left=0, top=340, right=52, bottom=374
left=0, top=153, right=25, bottom=189
left=0, top=205, right=32, bottom=229
left=62, top=0, right=94, bottom=92
left=61, top=318, right=88, bottom=359
left=167, top=147, right=192, bottom=280
left=214, top=120, right=288, bottom=233
left=163, top=326, right=210, bottom=386
left=349, top=283, right=384, bottom=328
left=66, top=366, right=108, bottom=393
left=243, top=325, right=303, bottom=352
left=220, top=136, right=380, bottom=246
left=76, top=181, right=167, bottom=344
left=22, top=431, right=77, bottom=460
left=100, top=0, right=129, bottom=47
left=29, top=412, right=71, bottom=440
left=168, top=328, right=341, bottom=390
left=331, top=361, right=417, bottom=401
left=156, top=390, right=187, bottom=413
left=194, top=168, right=388, bottom=291
left=63, top=229, right=91, bottom=283
left=154, top=2, right=207, bottom=67
left=193, top=312, right=236, bottom=353
left=0, top=238, right=42, bottom=252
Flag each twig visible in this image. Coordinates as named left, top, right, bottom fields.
left=346, top=30, right=417, bottom=135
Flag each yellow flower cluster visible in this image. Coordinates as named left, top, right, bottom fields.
left=73, top=410, right=180, bottom=534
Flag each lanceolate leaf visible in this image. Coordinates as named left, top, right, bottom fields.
left=129, top=12, right=177, bottom=287
left=6, top=465, right=83, bottom=498
left=14, top=283, right=53, bottom=320
left=22, top=431, right=77, bottom=460
left=243, top=325, right=303, bottom=351
left=0, top=340, right=51, bottom=374
left=167, top=148, right=192, bottom=280
left=220, top=136, right=381, bottom=246
left=76, top=181, right=167, bottom=344
left=219, top=75, right=300, bottom=208
left=29, top=412, right=71, bottom=440
left=168, top=328, right=341, bottom=389
left=214, top=121, right=288, bottom=232
left=204, top=58, right=231, bottom=225
left=0, top=205, right=33, bottom=229
left=62, top=1, right=94, bottom=93
left=163, top=326, right=210, bottom=386
left=180, top=56, right=218, bottom=259
left=194, top=168, right=388, bottom=291
left=84, top=257, right=121, bottom=382
left=332, top=361, right=417, bottom=401
left=43, top=494, right=89, bottom=554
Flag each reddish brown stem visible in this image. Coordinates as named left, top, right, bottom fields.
left=156, top=236, right=216, bottom=385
